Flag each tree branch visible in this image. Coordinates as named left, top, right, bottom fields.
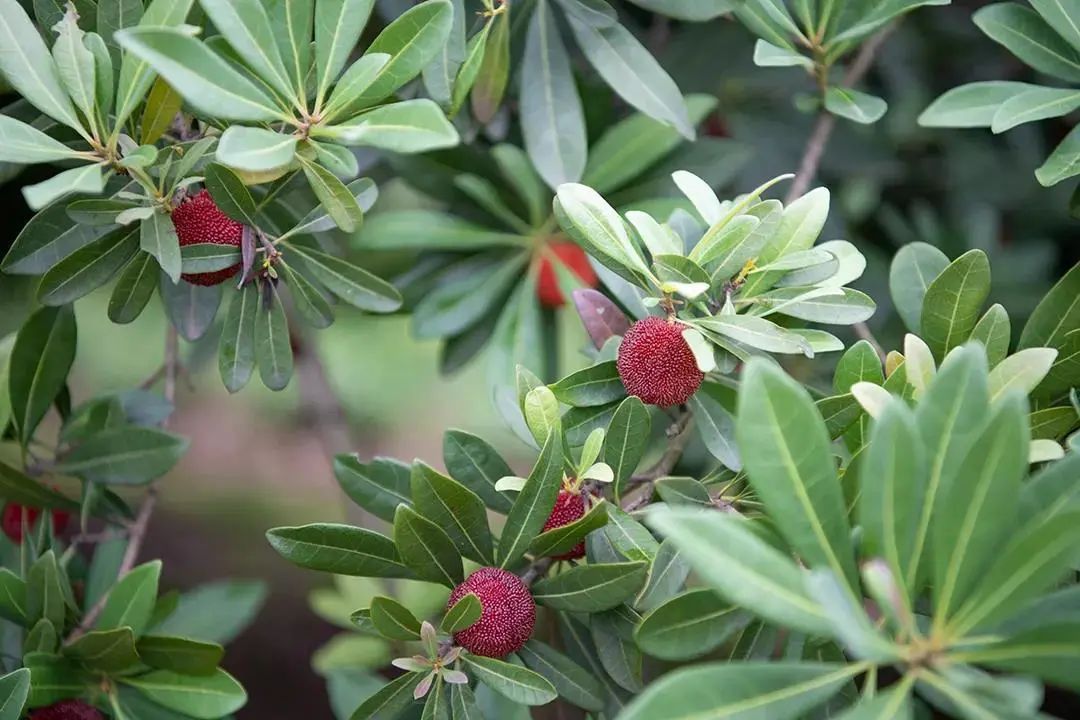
left=67, top=326, right=179, bottom=643
left=620, top=409, right=695, bottom=512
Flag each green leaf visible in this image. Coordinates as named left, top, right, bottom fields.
left=200, top=0, right=294, bottom=100
left=991, top=86, right=1080, bottom=133
left=278, top=261, right=334, bottom=329
left=689, top=390, right=743, bottom=471
left=255, top=284, right=293, bottom=391
left=441, top=592, right=481, bottom=634
left=555, top=183, right=652, bottom=284
left=919, top=81, right=1040, bottom=128
left=204, top=162, right=258, bottom=225
left=532, top=561, right=647, bottom=611
left=753, top=39, right=812, bottom=68
left=140, top=211, right=182, bottom=284
left=410, top=462, right=493, bottom=565
left=498, top=432, right=565, bottom=569
left=121, top=668, right=246, bottom=719
left=737, top=360, right=858, bottom=589
left=177, top=243, right=241, bottom=276
left=37, top=225, right=135, bottom=306
left=931, top=394, right=1027, bottom=630
left=604, top=504, right=659, bottom=561
left=635, top=589, right=744, bottom=660
left=151, top=580, right=267, bottom=644
left=566, top=17, right=691, bottom=137
left=518, top=639, right=604, bottom=712
left=27, top=551, right=65, bottom=629
left=460, top=655, right=557, bottom=706
left=987, top=348, right=1057, bottom=402
left=421, top=0, right=463, bottom=108
left=920, top=249, right=991, bottom=360
left=23, top=163, right=106, bottom=211
left=393, top=504, right=463, bottom=587
left=740, top=186, right=830, bottom=296
left=549, top=362, right=625, bottom=407
left=906, top=345, right=990, bottom=591
left=160, top=274, right=222, bottom=342
left=349, top=671, right=424, bottom=720
left=647, top=508, right=831, bottom=635
left=830, top=0, right=948, bottom=44
left=65, top=627, right=139, bottom=673
left=0, top=0, right=81, bottom=130
left=0, top=668, right=30, bottom=720
left=3, top=202, right=112, bottom=275
left=136, top=635, right=224, bottom=675
left=583, top=93, right=716, bottom=194
left=0, top=569, right=28, bottom=626
left=217, top=127, right=298, bottom=173
left=696, top=315, right=812, bottom=355
left=806, top=569, right=898, bottom=661
left=370, top=596, right=422, bottom=640
left=603, top=396, right=650, bottom=497
left=284, top=243, right=401, bottom=312
left=889, top=241, right=950, bottom=333
left=267, top=523, right=413, bottom=578
left=620, top=661, right=860, bottom=720
left=334, top=455, right=411, bottom=523
left=824, top=87, right=887, bottom=124
left=635, top=536, right=692, bottom=609
left=443, top=430, right=515, bottom=513
left=1036, top=123, right=1080, bottom=186
left=25, top=655, right=90, bottom=708
left=412, top=254, right=527, bottom=339
left=970, top=304, right=1011, bottom=368
left=141, top=76, right=183, bottom=145
left=55, top=426, right=188, bottom=485
left=825, top=682, right=913, bottom=720
left=470, top=6, right=509, bottom=123
left=0, top=463, right=78, bottom=511
left=858, top=401, right=925, bottom=593
left=974, top=2, right=1080, bottom=83
left=0, top=115, right=84, bottom=164
left=51, top=4, right=97, bottom=126
left=9, top=305, right=77, bottom=444
left=338, top=0, right=452, bottom=113
left=116, top=26, right=285, bottom=121
left=97, top=560, right=161, bottom=635
left=529, top=498, right=609, bottom=558
left=322, top=52, right=389, bottom=120
left=298, top=156, right=363, bottom=232
left=113, top=0, right=196, bottom=128
left=623, top=0, right=733, bottom=21
left=313, top=0, right=375, bottom=103
left=317, top=98, right=459, bottom=153
left=590, top=609, right=642, bottom=692
left=450, top=19, right=490, bottom=115
left=105, top=253, right=157, bottom=324
left=521, top=0, right=587, bottom=189
left=214, top=281, right=256, bottom=393
left=357, top=210, right=526, bottom=251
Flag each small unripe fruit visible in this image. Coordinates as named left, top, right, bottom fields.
left=542, top=489, right=586, bottom=560
left=617, top=316, right=704, bottom=406
left=447, top=567, right=535, bottom=657
left=171, top=189, right=244, bottom=286
left=29, top=700, right=105, bottom=720
left=537, top=241, right=599, bottom=308
left=2, top=503, right=70, bottom=543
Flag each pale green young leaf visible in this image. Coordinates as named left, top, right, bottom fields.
left=920, top=249, right=991, bottom=360
left=217, top=127, right=298, bottom=172
left=919, top=81, right=1040, bottom=128
left=0, top=0, right=82, bottom=130
left=974, top=3, right=1080, bottom=83
left=314, top=0, right=375, bottom=102
left=200, top=0, right=295, bottom=101
left=140, top=210, right=181, bottom=284
left=23, top=163, right=106, bottom=211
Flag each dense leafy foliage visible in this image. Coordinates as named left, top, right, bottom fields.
left=0, top=0, right=1077, bottom=718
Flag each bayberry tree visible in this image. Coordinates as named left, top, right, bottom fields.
left=0, top=0, right=1077, bottom=719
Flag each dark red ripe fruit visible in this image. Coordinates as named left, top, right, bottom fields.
left=617, top=316, right=704, bottom=406
left=447, top=567, right=535, bottom=657
left=542, top=490, right=586, bottom=560
left=171, top=189, right=244, bottom=286
left=29, top=700, right=104, bottom=720
left=537, top=241, right=599, bottom=308
left=1, top=504, right=69, bottom=543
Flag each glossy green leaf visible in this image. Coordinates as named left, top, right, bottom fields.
left=498, top=431, right=564, bottom=569
left=9, top=305, right=76, bottom=443
left=349, top=671, right=424, bottom=720
left=371, top=596, right=422, bottom=640
left=920, top=249, right=991, bottom=360
left=518, top=639, right=604, bottom=712
left=441, top=592, right=481, bottom=634
left=55, top=426, right=188, bottom=485
left=23, top=163, right=106, bottom=211
left=443, top=430, right=515, bottom=513
left=0, top=0, right=81, bottom=129
left=218, top=282, right=258, bottom=393
left=0, top=668, right=30, bottom=720
left=217, top=127, right=298, bottom=173
left=991, top=86, right=1080, bottom=133
left=529, top=498, right=609, bottom=558
left=27, top=552, right=65, bottom=629
left=318, top=99, right=459, bottom=153
left=136, top=635, right=224, bottom=675
left=255, top=284, right=293, bottom=391
left=200, top=0, right=294, bottom=99
left=470, top=6, right=509, bottom=123
left=65, top=627, right=139, bottom=673
left=532, top=561, right=647, bottom=612
left=121, top=668, right=246, bottom=719
left=635, top=589, right=744, bottom=660
left=313, top=0, right=375, bottom=102
left=113, top=0, right=196, bottom=127
left=824, top=87, right=887, bottom=124
left=410, top=462, right=493, bottom=565
left=97, top=560, right=161, bottom=635
left=604, top=397, right=651, bottom=498
left=0, top=115, right=84, bottom=164
left=267, top=523, right=414, bottom=578
left=393, top=504, right=462, bottom=587
left=919, top=81, right=1040, bottom=128
left=284, top=243, right=402, bottom=312
left=974, top=2, right=1080, bottom=83
left=889, top=241, right=950, bottom=333
left=460, top=655, right=557, bottom=706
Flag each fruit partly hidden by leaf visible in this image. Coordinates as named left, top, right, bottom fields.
left=2, top=502, right=70, bottom=542
left=29, top=700, right=105, bottom=720
left=447, top=567, right=535, bottom=658
left=171, top=190, right=244, bottom=286
left=537, top=241, right=599, bottom=308
left=542, top=489, right=587, bottom=560
left=617, top=317, right=704, bottom=406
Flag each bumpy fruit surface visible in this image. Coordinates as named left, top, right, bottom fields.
left=2, top=503, right=70, bottom=543
left=171, top=189, right=244, bottom=286
left=542, top=489, right=587, bottom=560
left=617, top=316, right=704, bottom=406
left=29, top=700, right=105, bottom=720
left=447, top=567, right=535, bottom=657
left=537, top=241, right=599, bottom=308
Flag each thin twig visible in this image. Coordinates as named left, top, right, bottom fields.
left=784, top=23, right=898, bottom=205
left=785, top=24, right=897, bottom=362
left=67, top=327, right=179, bottom=643
left=521, top=558, right=553, bottom=586
left=620, top=410, right=695, bottom=512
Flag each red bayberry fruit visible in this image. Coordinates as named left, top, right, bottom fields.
left=1, top=503, right=70, bottom=543
left=542, top=489, right=587, bottom=560
left=29, top=700, right=104, bottom=720
left=537, top=241, right=599, bottom=308
left=447, top=567, right=535, bottom=657
left=616, top=316, right=704, bottom=406
left=170, top=189, right=244, bottom=286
